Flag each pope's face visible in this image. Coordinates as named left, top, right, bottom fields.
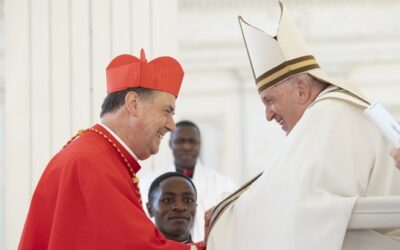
left=134, top=91, right=176, bottom=160
left=259, top=78, right=303, bottom=135
left=170, top=126, right=201, bottom=169
left=148, top=177, right=197, bottom=241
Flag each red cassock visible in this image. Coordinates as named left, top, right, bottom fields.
left=19, top=124, right=202, bottom=250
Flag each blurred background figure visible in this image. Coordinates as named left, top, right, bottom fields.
left=147, top=172, right=197, bottom=243
left=140, top=120, right=237, bottom=241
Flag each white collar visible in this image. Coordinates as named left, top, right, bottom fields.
left=98, top=122, right=139, bottom=161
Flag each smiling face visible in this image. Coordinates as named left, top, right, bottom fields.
left=147, top=176, right=197, bottom=242
left=133, top=91, right=176, bottom=160
left=259, top=77, right=306, bottom=135
left=169, top=125, right=201, bottom=169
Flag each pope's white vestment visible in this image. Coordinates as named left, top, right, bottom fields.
left=207, top=86, right=400, bottom=250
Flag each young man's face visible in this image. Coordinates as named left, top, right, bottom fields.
left=169, top=126, right=201, bottom=169
left=134, top=91, right=176, bottom=160
left=147, top=177, right=197, bottom=241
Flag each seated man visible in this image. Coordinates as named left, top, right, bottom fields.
left=206, top=2, right=400, bottom=250
left=147, top=172, right=197, bottom=244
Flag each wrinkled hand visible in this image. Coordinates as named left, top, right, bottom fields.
left=390, top=148, right=400, bottom=170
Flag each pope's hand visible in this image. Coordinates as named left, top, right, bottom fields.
left=390, top=148, right=400, bottom=170
left=203, top=207, right=214, bottom=245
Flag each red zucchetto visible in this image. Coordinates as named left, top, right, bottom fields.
left=106, top=49, right=184, bottom=97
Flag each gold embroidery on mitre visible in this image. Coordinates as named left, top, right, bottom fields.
left=256, top=55, right=320, bottom=93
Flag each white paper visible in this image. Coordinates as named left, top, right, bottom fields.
left=364, top=101, right=400, bottom=147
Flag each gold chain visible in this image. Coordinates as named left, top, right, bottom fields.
left=65, top=128, right=142, bottom=204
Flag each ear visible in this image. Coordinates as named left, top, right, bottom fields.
left=295, top=77, right=311, bottom=105
left=125, top=91, right=140, bottom=117
left=146, top=202, right=154, bottom=217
